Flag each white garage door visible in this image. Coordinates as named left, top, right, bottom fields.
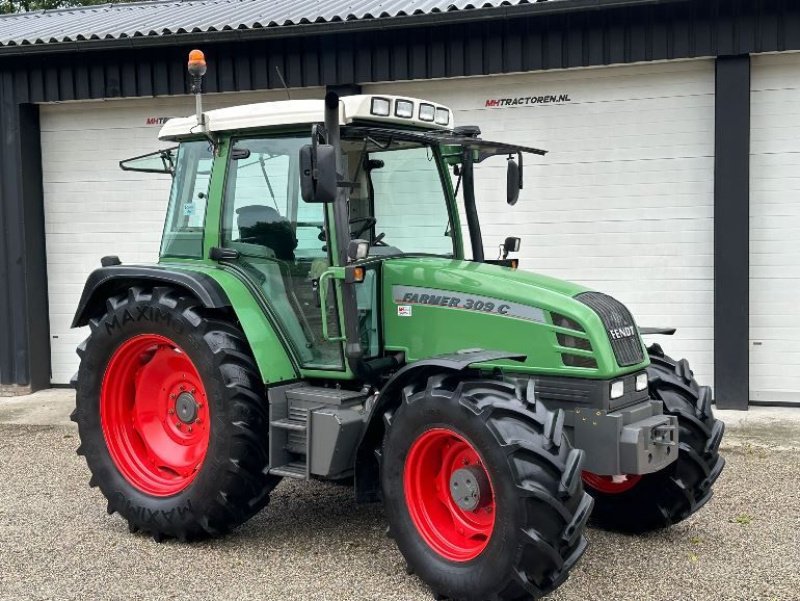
left=365, top=60, right=716, bottom=386
left=42, top=89, right=322, bottom=384
left=750, top=54, right=800, bottom=404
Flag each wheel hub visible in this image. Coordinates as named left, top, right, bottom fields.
left=175, top=392, right=199, bottom=424
left=449, top=466, right=490, bottom=512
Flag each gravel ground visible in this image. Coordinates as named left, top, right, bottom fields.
left=0, top=422, right=798, bottom=601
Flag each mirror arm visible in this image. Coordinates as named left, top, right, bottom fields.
left=518, top=151, right=524, bottom=190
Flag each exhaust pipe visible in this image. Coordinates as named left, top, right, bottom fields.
left=323, top=91, right=364, bottom=368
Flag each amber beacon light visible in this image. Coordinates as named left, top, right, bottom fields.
left=188, top=49, right=207, bottom=79
left=187, top=49, right=208, bottom=131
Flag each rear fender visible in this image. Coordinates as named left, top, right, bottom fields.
left=72, top=264, right=298, bottom=386
left=72, top=265, right=230, bottom=327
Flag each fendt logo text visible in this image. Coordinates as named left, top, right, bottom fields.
left=485, top=94, right=572, bottom=108
left=608, top=326, right=636, bottom=340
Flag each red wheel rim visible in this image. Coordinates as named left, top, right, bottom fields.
left=403, top=428, right=495, bottom=562
left=582, top=471, right=642, bottom=494
left=100, top=334, right=210, bottom=497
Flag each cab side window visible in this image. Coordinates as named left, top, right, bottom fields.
left=161, top=141, right=213, bottom=258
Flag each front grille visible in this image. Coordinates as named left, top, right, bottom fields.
left=561, top=353, right=598, bottom=369
left=557, top=333, right=592, bottom=351
left=552, top=312, right=584, bottom=332
left=576, top=291, right=644, bottom=367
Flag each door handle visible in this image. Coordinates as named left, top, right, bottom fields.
left=318, top=270, right=345, bottom=343
left=209, top=247, right=240, bottom=261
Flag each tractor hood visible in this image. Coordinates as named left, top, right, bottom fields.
left=381, top=256, right=589, bottom=315
left=379, top=257, right=647, bottom=379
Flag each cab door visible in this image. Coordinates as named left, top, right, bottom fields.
left=220, top=135, right=345, bottom=371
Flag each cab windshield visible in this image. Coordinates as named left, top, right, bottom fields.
left=342, top=136, right=454, bottom=257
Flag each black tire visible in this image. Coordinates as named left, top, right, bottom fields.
left=71, top=286, right=280, bottom=541
left=585, top=345, right=725, bottom=534
left=381, top=375, right=593, bottom=601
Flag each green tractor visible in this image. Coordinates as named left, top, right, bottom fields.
left=71, top=52, right=724, bottom=601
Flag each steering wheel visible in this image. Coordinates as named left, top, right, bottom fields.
left=349, top=216, right=376, bottom=239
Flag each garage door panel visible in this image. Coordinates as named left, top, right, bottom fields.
left=749, top=54, right=800, bottom=403
left=510, top=230, right=710, bottom=250
left=415, top=61, right=713, bottom=108
left=511, top=240, right=711, bottom=260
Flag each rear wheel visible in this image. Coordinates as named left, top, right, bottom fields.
left=382, top=375, right=592, bottom=601
left=72, top=286, right=280, bottom=541
left=582, top=346, right=725, bottom=533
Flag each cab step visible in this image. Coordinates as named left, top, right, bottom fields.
left=269, top=462, right=307, bottom=479
left=270, top=418, right=307, bottom=432
left=267, top=383, right=368, bottom=482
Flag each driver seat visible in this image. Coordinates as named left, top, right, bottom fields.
left=236, top=205, right=297, bottom=261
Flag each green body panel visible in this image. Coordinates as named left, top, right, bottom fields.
left=158, top=260, right=299, bottom=385
left=381, top=257, right=649, bottom=379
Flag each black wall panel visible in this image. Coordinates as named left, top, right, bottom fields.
left=714, top=55, right=751, bottom=411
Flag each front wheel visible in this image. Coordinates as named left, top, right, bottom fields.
left=72, top=286, right=280, bottom=541
left=382, top=376, right=593, bottom=601
left=583, top=347, right=725, bottom=533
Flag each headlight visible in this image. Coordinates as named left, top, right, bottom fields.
left=435, top=107, right=450, bottom=126
left=610, top=380, right=625, bottom=399
left=635, top=372, right=648, bottom=391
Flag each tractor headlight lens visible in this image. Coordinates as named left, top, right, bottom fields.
left=435, top=107, right=450, bottom=126
left=395, top=100, right=414, bottom=118
left=636, top=373, right=648, bottom=391
left=370, top=97, right=391, bottom=117
left=610, top=380, right=625, bottom=399
left=419, top=103, right=436, bottom=122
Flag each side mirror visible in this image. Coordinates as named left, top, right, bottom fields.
left=506, top=158, right=521, bottom=206
left=500, top=236, right=521, bottom=259
left=300, top=143, right=337, bottom=203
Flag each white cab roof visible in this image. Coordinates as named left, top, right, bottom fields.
left=158, top=95, right=453, bottom=140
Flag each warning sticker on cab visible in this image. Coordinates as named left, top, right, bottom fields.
left=392, top=286, right=544, bottom=323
